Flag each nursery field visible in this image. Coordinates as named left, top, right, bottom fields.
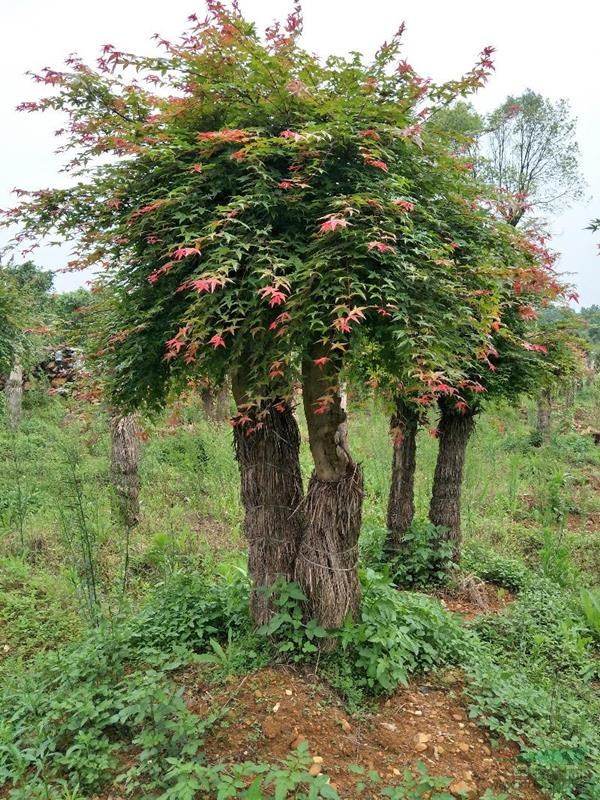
left=0, top=384, right=599, bottom=800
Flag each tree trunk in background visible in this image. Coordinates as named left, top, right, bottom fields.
left=232, top=377, right=304, bottom=626
left=295, top=352, right=363, bottom=631
left=201, top=383, right=230, bottom=422
left=563, top=382, right=576, bottom=408
left=429, top=402, right=476, bottom=562
left=385, top=401, right=419, bottom=553
left=536, top=389, right=552, bottom=444
left=110, top=412, right=141, bottom=527
left=4, top=362, right=23, bottom=432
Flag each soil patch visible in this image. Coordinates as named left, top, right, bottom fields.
left=438, top=580, right=515, bottom=621
left=181, top=666, right=543, bottom=799
left=567, top=511, right=600, bottom=534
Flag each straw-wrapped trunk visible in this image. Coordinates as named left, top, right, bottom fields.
left=232, top=376, right=304, bottom=626
left=429, top=400, right=476, bottom=562
left=295, top=351, right=363, bottom=632
left=385, top=400, right=419, bottom=553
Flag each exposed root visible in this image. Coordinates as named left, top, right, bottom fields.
left=452, top=571, right=490, bottom=610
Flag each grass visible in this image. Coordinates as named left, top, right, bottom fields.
left=0, top=383, right=599, bottom=797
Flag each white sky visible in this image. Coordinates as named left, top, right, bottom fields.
left=1, top=0, right=599, bottom=304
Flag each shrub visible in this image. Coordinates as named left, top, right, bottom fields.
left=335, top=569, right=466, bottom=693
left=464, top=578, right=600, bottom=798
left=387, top=522, right=455, bottom=589
left=461, top=543, right=531, bottom=592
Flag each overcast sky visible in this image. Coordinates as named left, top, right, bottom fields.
left=1, top=0, right=598, bottom=304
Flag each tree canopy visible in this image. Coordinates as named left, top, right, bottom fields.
left=1, top=3, right=570, bottom=423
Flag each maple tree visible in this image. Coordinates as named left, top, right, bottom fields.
left=2, top=2, right=582, bottom=623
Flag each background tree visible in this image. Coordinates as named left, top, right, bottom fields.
left=0, top=261, right=53, bottom=428
left=0, top=271, right=25, bottom=430
left=480, top=90, right=583, bottom=227
left=432, top=91, right=583, bottom=228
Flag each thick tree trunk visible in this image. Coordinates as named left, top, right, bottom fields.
left=201, top=383, right=230, bottom=422
left=294, top=351, right=363, bottom=631
left=428, top=402, right=476, bottom=562
left=232, top=377, right=304, bottom=626
left=536, top=389, right=552, bottom=444
left=110, top=412, right=141, bottom=527
left=385, top=401, right=419, bottom=553
left=4, top=362, right=23, bottom=432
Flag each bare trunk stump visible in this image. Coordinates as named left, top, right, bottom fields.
left=110, top=412, right=141, bottom=527
left=201, top=383, right=231, bottom=422
left=4, top=362, right=23, bottom=431
left=536, top=389, right=552, bottom=444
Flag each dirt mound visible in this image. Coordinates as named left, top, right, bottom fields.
left=438, top=580, right=515, bottom=621
left=183, top=666, right=543, bottom=799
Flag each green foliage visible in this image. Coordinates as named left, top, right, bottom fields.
left=580, top=588, right=600, bottom=640
left=465, top=577, right=600, bottom=798
left=257, top=580, right=329, bottom=661
left=461, top=543, right=530, bottom=592
left=0, top=569, right=259, bottom=795
left=160, top=740, right=338, bottom=799
left=387, top=521, right=455, bottom=589
left=0, top=269, right=26, bottom=373
left=0, top=556, right=81, bottom=674
left=335, top=570, right=465, bottom=693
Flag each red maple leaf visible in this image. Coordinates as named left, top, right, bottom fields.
left=393, top=199, right=415, bottom=212
left=209, top=334, right=226, bottom=348
left=364, top=157, right=388, bottom=172
left=148, top=261, right=175, bottom=284
left=522, top=342, right=548, bottom=353
left=279, top=129, right=302, bottom=140
left=518, top=305, right=538, bottom=321
left=319, top=216, right=349, bottom=234
left=367, top=241, right=395, bottom=253
left=259, top=285, right=288, bottom=307
left=313, top=356, right=331, bottom=368
left=172, top=246, right=201, bottom=260
left=184, top=342, right=199, bottom=364
left=269, top=311, right=291, bottom=331
left=269, top=361, right=285, bottom=379
left=198, top=129, right=250, bottom=143
left=431, top=382, right=457, bottom=395
left=128, top=199, right=166, bottom=223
